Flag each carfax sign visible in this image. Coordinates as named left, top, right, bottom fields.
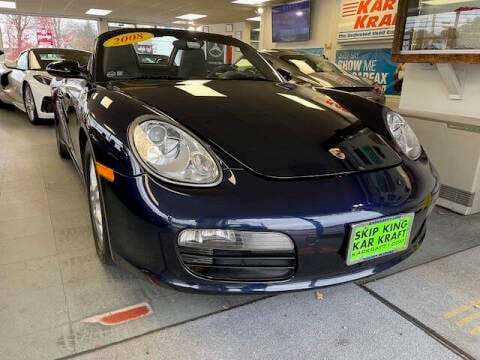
left=335, top=48, right=400, bottom=95
left=338, top=0, right=398, bottom=42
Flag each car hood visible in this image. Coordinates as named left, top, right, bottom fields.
left=115, top=80, right=401, bottom=179
left=307, top=72, right=371, bottom=89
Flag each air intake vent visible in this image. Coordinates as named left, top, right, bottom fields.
left=440, top=185, right=475, bottom=207
left=179, top=248, right=296, bottom=282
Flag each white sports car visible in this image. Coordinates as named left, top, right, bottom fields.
left=0, top=48, right=90, bottom=124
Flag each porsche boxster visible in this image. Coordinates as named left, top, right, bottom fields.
left=0, top=48, right=90, bottom=124
left=48, top=29, right=439, bottom=293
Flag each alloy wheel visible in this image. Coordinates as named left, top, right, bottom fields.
left=24, top=86, right=36, bottom=121
left=89, top=159, right=104, bottom=248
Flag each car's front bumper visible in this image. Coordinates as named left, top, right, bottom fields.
left=100, top=156, right=439, bottom=293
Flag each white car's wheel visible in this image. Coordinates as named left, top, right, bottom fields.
left=23, top=83, right=40, bottom=124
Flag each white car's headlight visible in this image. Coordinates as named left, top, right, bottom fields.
left=386, top=111, right=422, bottom=160
left=130, top=119, right=221, bottom=186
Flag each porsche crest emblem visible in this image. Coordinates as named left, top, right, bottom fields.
left=329, top=148, right=346, bottom=160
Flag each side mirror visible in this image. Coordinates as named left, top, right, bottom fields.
left=47, top=60, right=86, bottom=79
left=277, top=68, right=292, bottom=81
left=4, top=59, right=17, bottom=69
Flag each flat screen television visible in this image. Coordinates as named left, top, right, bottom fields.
left=272, top=0, right=311, bottom=43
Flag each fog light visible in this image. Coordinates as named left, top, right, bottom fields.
left=178, top=229, right=294, bottom=251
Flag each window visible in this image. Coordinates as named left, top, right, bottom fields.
left=392, top=0, right=480, bottom=63
left=17, top=52, right=28, bottom=70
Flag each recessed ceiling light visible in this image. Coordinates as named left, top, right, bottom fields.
left=85, top=8, right=112, bottom=16
left=0, top=1, right=16, bottom=9
left=246, top=16, right=261, bottom=21
left=233, top=0, right=269, bottom=4
left=176, top=13, right=207, bottom=21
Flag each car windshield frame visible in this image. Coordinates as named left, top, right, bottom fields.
left=93, top=29, right=283, bottom=83
left=31, top=49, right=91, bottom=70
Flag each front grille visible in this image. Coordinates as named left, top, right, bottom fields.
left=41, top=97, right=53, bottom=113
left=179, top=247, right=296, bottom=282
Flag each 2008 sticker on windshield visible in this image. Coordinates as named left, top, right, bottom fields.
left=103, top=32, right=154, bottom=47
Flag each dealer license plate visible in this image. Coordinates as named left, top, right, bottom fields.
left=346, top=213, right=414, bottom=266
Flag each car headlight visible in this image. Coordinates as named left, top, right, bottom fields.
left=33, top=75, right=52, bottom=85
left=130, top=118, right=221, bottom=186
left=386, top=111, right=421, bottom=160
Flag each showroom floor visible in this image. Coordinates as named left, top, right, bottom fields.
left=0, top=105, right=480, bottom=360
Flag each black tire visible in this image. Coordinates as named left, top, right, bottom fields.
left=55, top=115, right=70, bottom=159
left=23, top=83, right=40, bottom=125
left=84, top=142, right=114, bottom=265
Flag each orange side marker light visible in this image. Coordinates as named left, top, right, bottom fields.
left=95, top=162, right=115, bottom=182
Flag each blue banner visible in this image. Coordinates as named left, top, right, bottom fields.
left=335, top=48, right=402, bottom=95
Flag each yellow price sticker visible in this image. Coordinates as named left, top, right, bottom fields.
left=103, top=32, right=154, bottom=47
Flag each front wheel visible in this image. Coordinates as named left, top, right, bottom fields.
left=23, top=83, right=40, bottom=125
left=85, top=143, right=113, bottom=264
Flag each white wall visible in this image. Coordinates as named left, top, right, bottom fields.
left=400, top=63, right=480, bottom=214
left=400, top=64, right=480, bottom=119
left=206, top=22, right=250, bottom=44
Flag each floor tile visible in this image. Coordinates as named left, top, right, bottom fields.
left=0, top=285, right=69, bottom=340
left=0, top=230, right=56, bottom=264
left=54, top=225, right=95, bottom=255
left=366, top=246, right=480, bottom=358
left=0, top=198, right=49, bottom=221
left=0, top=324, right=75, bottom=360
left=50, top=208, right=91, bottom=231
left=74, top=284, right=459, bottom=360
left=0, top=256, right=62, bottom=298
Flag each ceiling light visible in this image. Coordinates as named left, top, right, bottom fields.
left=257, top=7, right=264, bottom=15
left=173, top=20, right=188, bottom=24
left=86, top=8, right=112, bottom=16
left=0, top=1, right=15, bottom=9
left=233, top=0, right=269, bottom=5
left=176, top=13, right=207, bottom=21
left=246, top=16, right=262, bottom=21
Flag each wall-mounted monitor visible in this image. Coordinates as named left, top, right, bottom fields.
left=272, top=0, right=311, bottom=43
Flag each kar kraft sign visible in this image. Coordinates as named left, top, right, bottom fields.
left=338, top=0, right=398, bottom=42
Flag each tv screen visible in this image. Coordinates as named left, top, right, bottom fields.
left=272, top=0, right=311, bottom=43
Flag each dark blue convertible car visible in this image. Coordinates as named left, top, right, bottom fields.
left=48, top=29, right=439, bottom=293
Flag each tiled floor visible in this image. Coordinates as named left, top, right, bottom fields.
left=0, top=106, right=479, bottom=360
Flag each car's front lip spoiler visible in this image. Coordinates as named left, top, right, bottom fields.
left=111, top=224, right=425, bottom=294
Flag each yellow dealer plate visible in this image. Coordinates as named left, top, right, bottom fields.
left=346, top=213, right=414, bottom=266
left=103, top=32, right=154, bottom=47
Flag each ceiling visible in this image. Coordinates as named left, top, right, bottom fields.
left=2, top=0, right=279, bottom=26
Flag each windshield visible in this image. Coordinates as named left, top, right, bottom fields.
left=96, top=30, right=279, bottom=82
left=280, top=54, right=349, bottom=75
left=31, top=49, right=91, bottom=70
